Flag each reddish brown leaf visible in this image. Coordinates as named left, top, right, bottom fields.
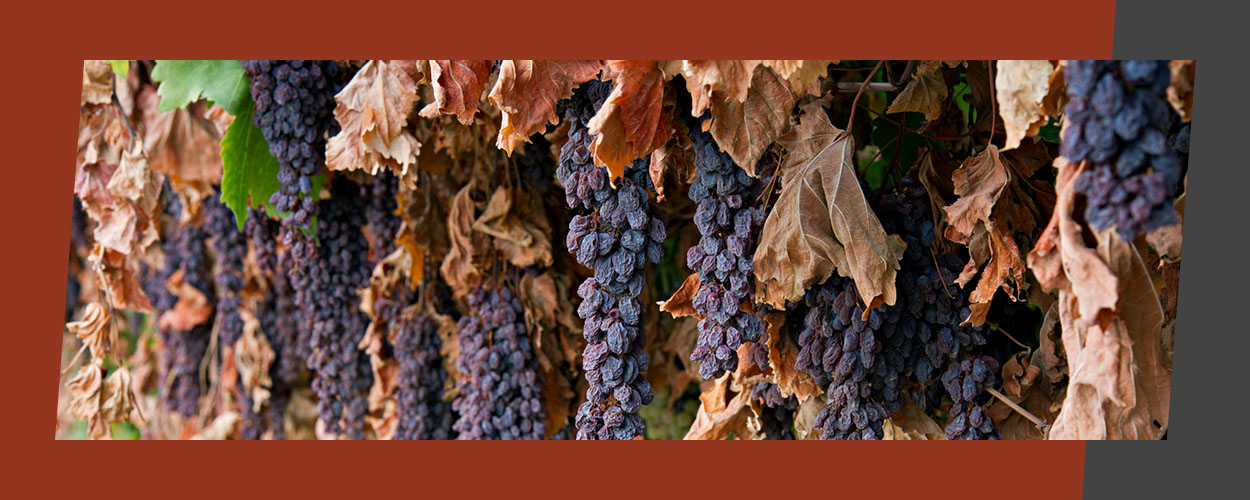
left=944, top=146, right=1010, bottom=244
left=763, top=311, right=822, bottom=402
left=139, top=88, right=224, bottom=184
left=490, top=60, right=602, bottom=154
left=761, top=60, right=833, bottom=97
left=708, top=65, right=795, bottom=176
left=754, top=101, right=906, bottom=311
left=158, top=268, right=213, bottom=331
left=65, top=302, right=117, bottom=361
left=89, top=244, right=153, bottom=313
left=587, top=60, right=673, bottom=184
left=658, top=274, right=702, bottom=319
left=471, top=187, right=553, bottom=268
left=683, top=375, right=755, bottom=440
left=422, top=60, right=492, bottom=125
left=82, top=60, right=112, bottom=106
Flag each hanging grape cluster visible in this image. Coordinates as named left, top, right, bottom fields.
left=559, top=81, right=662, bottom=440
left=1063, top=60, right=1184, bottom=240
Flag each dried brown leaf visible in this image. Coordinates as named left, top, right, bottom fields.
left=140, top=89, right=223, bottom=184
left=326, top=60, right=422, bottom=177
left=490, top=60, right=602, bottom=154
left=676, top=60, right=761, bottom=117
left=761, top=60, right=833, bottom=98
left=763, top=311, right=822, bottom=402
left=887, top=70, right=947, bottom=122
left=472, top=187, right=553, bottom=268
left=158, top=268, right=213, bottom=331
left=883, top=394, right=945, bottom=440
left=88, top=244, right=153, bottom=313
left=586, top=60, right=673, bottom=183
left=658, top=274, right=702, bottom=319
left=1167, top=60, right=1195, bottom=122
left=422, top=60, right=492, bottom=125
left=707, top=65, right=795, bottom=176
left=683, top=375, right=754, bottom=440
left=1146, top=193, right=1184, bottom=262
left=754, top=101, right=905, bottom=311
left=65, top=302, right=117, bottom=360
left=440, top=184, right=487, bottom=299
left=995, top=60, right=1057, bottom=151
left=82, top=60, right=112, bottom=106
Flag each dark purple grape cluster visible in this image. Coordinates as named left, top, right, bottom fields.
left=241, top=60, right=346, bottom=263
left=393, top=311, right=456, bottom=440
left=1063, top=60, right=1184, bottom=240
left=941, top=356, right=1001, bottom=440
left=753, top=382, right=797, bottom=440
left=296, top=177, right=373, bottom=439
left=559, top=81, right=661, bottom=440
left=800, top=278, right=893, bottom=440
left=365, top=169, right=401, bottom=261
left=452, top=286, right=546, bottom=440
left=246, top=207, right=300, bottom=439
left=204, top=196, right=247, bottom=347
left=685, top=126, right=767, bottom=380
left=66, top=197, right=88, bottom=321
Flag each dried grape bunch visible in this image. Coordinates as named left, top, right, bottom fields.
left=1063, top=60, right=1184, bottom=240
left=241, top=60, right=346, bottom=263
left=297, top=178, right=373, bottom=439
left=452, top=285, right=546, bottom=440
left=559, top=80, right=663, bottom=440
left=685, top=125, right=767, bottom=380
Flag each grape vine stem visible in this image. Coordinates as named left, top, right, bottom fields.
left=985, top=386, right=1050, bottom=437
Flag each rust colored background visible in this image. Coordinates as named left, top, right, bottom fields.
left=1, top=0, right=1114, bottom=497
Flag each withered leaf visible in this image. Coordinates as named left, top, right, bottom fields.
left=1167, top=60, right=1195, bottom=122
left=886, top=70, right=947, bottom=122
left=761, top=60, right=833, bottom=97
left=65, top=302, right=117, bottom=361
left=440, top=184, right=487, bottom=299
left=490, top=60, right=602, bottom=154
left=754, top=101, right=905, bottom=311
left=658, top=274, right=702, bottom=319
left=882, top=394, right=945, bottom=440
left=472, top=187, right=553, bottom=268
left=89, top=244, right=154, bottom=313
left=234, top=312, right=275, bottom=410
left=675, top=60, right=761, bottom=117
left=82, top=60, right=113, bottom=106
left=708, top=65, right=795, bottom=176
left=792, top=393, right=826, bottom=440
left=140, top=89, right=224, bottom=184
left=326, top=60, right=422, bottom=177
left=995, top=60, right=1058, bottom=151
left=648, top=121, right=695, bottom=202
left=158, top=269, right=213, bottom=331
left=944, top=146, right=1010, bottom=243
left=683, top=375, right=754, bottom=440
left=763, top=311, right=822, bottom=402
left=422, top=60, right=493, bottom=125
left=587, top=60, right=673, bottom=183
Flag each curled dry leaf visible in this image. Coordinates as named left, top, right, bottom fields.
left=658, top=274, right=702, bottom=319
left=761, top=60, right=833, bottom=97
left=763, top=311, right=822, bottom=402
left=82, top=60, right=113, bottom=106
left=683, top=375, right=756, bottom=440
left=472, top=187, right=553, bottom=268
left=68, top=361, right=140, bottom=439
left=490, top=60, right=602, bottom=154
left=886, top=70, right=947, bottom=122
left=158, top=269, right=214, bottom=331
left=587, top=60, right=673, bottom=183
left=672, top=60, right=761, bottom=117
left=234, top=311, right=275, bottom=411
left=754, top=101, right=906, bottom=311
left=1167, top=60, right=1195, bottom=122
left=1030, top=159, right=1171, bottom=440
left=648, top=119, right=695, bottom=202
left=995, top=60, right=1060, bottom=151
left=66, top=302, right=117, bottom=361
left=421, top=60, right=493, bottom=125
left=1146, top=193, right=1184, bottom=262
left=89, top=244, right=154, bottom=313
left=67, top=361, right=104, bottom=424
left=987, top=352, right=1058, bottom=440
left=440, top=184, right=488, bottom=299
left=192, top=411, right=241, bottom=440
left=791, top=393, right=826, bottom=440
left=707, top=65, right=795, bottom=176
left=139, top=88, right=224, bottom=184
left=326, top=60, right=422, bottom=178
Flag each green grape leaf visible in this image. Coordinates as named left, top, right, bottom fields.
left=219, top=106, right=280, bottom=229
left=151, top=60, right=251, bottom=115
left=109, top=60, right=129, bottom=78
